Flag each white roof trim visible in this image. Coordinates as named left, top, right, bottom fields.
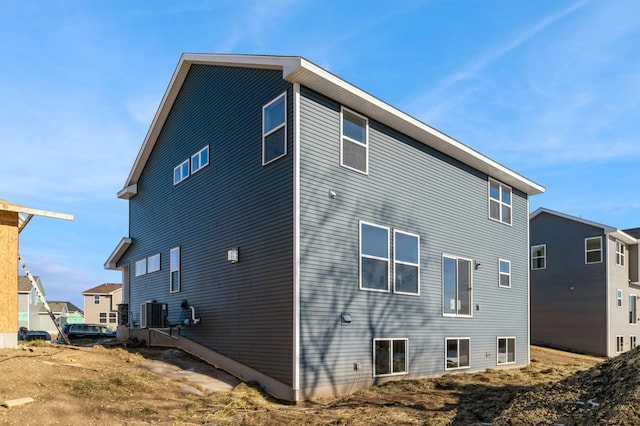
left=119, top=53, right=544, bottom=198
left=531, top=207, right=638, bottom=245
left=104, top=237, right=132, bottom=270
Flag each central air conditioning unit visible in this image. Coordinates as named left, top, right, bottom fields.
left=140, top=302, right=167, bottom=328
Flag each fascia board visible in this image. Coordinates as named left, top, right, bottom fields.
left=104, top=237, right=132, bottom=270
left=0, top=199, right=73, bottom=221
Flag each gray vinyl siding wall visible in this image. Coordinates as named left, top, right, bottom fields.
left=530, top=213, right=607, bottom=355
left=297, top=87, right=530, bottom=391
left=119, top=65, right=295, bottom=385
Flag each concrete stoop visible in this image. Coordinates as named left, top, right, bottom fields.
left=129, top=328, right=295, bottom=400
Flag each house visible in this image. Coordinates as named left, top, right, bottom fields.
left=37, top=301, right=84, bottom=337
left=0, top=199, right=72, bottom=348
left=105, top=53, right=544, bottom=400
left=18, top=275, right=45, bottom=330
left=530, top=208, right=639, bottom=357
left=82, top=283, right=122, bottom=326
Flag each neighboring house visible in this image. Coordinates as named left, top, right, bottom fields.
left=82, top=284, right=122, bottom=326
left=530, top=208, right=639, bottom=357
left=17, top=275, right=45, bottom=330
left=37, top=301, right=85, bottom=337
left=105, top=53, right=544, bottom=400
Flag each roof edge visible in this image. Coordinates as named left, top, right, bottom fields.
left=104, top=237, right=132, bottom=270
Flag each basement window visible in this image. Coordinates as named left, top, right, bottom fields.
left=497, top=337, right=516, bottom=365
left=373, top=338, right=408, bottom=377
left=446, top=338, right=470, bottom=370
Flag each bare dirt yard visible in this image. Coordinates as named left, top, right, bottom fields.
left=0, top=341, right=637, bottom=425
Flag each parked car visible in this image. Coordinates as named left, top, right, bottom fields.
left=18, top=327, right=52, bottom=341
left=61, top=323, right=116, bottom=341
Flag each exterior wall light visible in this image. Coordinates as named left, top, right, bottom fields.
left=475, top=261, right=481, bottom=270
left=227, top=248, right=239, bottom=264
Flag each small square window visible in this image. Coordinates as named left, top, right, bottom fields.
left=585, top=237, right=602, bottom=264
left=191, top=145, right=209, bottom=174
left=147, top=254, right=161, bottom=273
left=173, top=159, right=189, bottom=185
left=135, top=259, right=147, bottom=276
left=373, top=338, right=408, bottom=376
left=531, top=245, right=546, bottom=270
left=99, top=312, right=107, bottom=324
left=445, top=338, right=470, bottom=370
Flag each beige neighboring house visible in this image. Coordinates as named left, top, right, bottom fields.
left=82, top=283, right=122, bottom=326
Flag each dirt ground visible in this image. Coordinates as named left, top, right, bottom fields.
left=0, top=341, right=630, bottom=425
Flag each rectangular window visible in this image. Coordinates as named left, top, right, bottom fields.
left=341, top=108, right=368, bottom=174
left=617, top=336, right=624, bottom=352
left=631, top=336, right=637, bottom=349
left=109, top=312, right=117, bottom=323
left=630, top=295, right=637, bottom=324
left=497, top=337, right=516, bottom=365
left=170, top=247, right=181, bottom=293
left=531, top=244, right=546, bottom=270
left=99, top=312, right=107, bottom=324
left=147, top=254, right=161, bottom=273
left=585, top=237, right=602, bottom=264
left=499, top=259, right=511, bottom=288
left=443, top=255, right=472, bottom=316
left=373, top=338, right=407, bottom=376
left=93, top=295, right=100, bottom=305
left=360, top=222, right=390, bottom=292
left=262, top=92, right=287, bottom=165
left=445, top=338, right=470, bottom=370
left=394, top=230, right=420, bottom=295
left=617, top=289, right=624, bottom=308
left=616, top=242, right=625, bottom=266
left=135, top=259, right=147, bottom=276
left=488, top=178, right=512, bottom=225
left=173, top=159, right=189, bottom=185
left=191, top=145, right=209, bottom=174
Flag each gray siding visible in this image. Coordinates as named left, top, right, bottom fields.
left=298, top=88, right=530, bottom=390
left=530, top=213, right=607, bottom=355
left=119, top=65, right=295, bottom=385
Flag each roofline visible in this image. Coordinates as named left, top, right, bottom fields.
left=118, top=53, right=544, bottom=198
left=530, top=207, right=638, bottom=245
left=104, top=237, right=132, bottom=270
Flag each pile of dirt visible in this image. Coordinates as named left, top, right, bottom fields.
left=494, top=346, right=640, bottom=425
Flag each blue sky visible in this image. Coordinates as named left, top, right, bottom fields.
left=1, top=0, right=639, bottom=308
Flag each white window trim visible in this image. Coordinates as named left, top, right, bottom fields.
left=616, top=335, right=624, bottom=353
left=617, top=289, right=624, bottom=308
left=616, top=241, right=625, bottom=267
left=488, top=178, right=512, bottom=226
left=147, top=253, right=161, bottom=273
left=531, top=244, right=546, bottom=270
left=585, top=236, right=603, bottom=264
left=340, top=107, right=369, bottom=175
left=262, top=92, right=287, bottom=166
left=93, top=295, right=100, bottom=305
left=173, top=159, right=189, bottom=185
left=373, top=338, right=408, bottom=377
left=442, top=254, right=473, bottom=318
left=445, top=337, right=471, bottom=370
left=135, top=259, right=147, bottom=276
left=496, top=337, right=516, bottom=365
left=631, top=335, right=637, bottom=349
left=498, top=258, right=511, bottom=288
left=191, top=145, right=209, bottom=175
left=170, top=246, right=181, bottom=293
left=393, top=230, right=420, bottom=296
left=359, top=221, right=390, bottom=293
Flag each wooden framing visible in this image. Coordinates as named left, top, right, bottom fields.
left=0, top=199, right=73, bottom=348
